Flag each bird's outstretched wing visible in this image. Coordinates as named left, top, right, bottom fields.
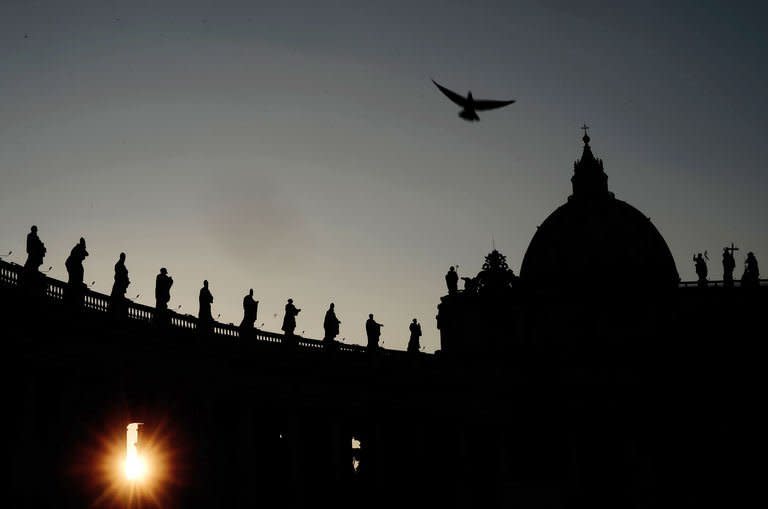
left=432, top=80, right=467, bottom=107
left=473, top=98, right=516, bottom=111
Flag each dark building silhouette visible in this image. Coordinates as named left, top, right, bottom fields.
left=2, top=133, right=765, bottom=508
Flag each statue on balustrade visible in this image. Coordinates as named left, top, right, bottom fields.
left=240, top=289, right=259, bottom=333
left=24, top=225, right=46, bottom=274
left=407, top=318, right=422, bottom=354
left=281, top=298, right=301, bottom=338
left=22, top=225, right=47, bottom=293
left=445, top=266, right=459, bottom=294
left=693, top=252, right=708, bottom=287
left=155, top=268, right=173, bottom=311
left=742, top=252, right=760, bottom=288
left=65, top=237, right=89, bottom=287
left=366, top=313, right=383, bottom=350
left=198, top=280, right=214, bottom=332
left=722, top=247, right=736, bottom=287
left=323, top=302, right=341, bottom=344
left=110, top=252, right=130, bottom=315
left=461, top=276, right=479, bottom=294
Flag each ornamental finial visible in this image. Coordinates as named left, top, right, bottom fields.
left=581, top=123, right=590, bottom=145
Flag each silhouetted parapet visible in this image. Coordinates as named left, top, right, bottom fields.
left=437, top=249, right=526, bottom=359
left=20, top=267, right=47, bottom=297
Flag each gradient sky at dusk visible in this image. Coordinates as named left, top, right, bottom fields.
left=2, top=1, right=766, bottom=351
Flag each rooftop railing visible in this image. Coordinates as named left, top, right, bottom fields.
left=0, top=259, right=371, bottom=356
left=677, top=279, right=767, bottom=288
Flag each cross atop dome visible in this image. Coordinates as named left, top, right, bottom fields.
left=581, top=123, right=590, bottom=145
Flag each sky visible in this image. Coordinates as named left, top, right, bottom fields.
left=1, top=1, right=766, bottom=352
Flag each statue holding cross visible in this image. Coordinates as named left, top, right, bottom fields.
left=722, top=243, right=738, bottom=286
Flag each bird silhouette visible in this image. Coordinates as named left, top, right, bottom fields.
left=432, top=79, right=515, bottom=121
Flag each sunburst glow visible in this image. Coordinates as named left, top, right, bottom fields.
left=82, top=417, right=179, bottom=509
left=124, top=453, right=148, bottom=481
left=124, top=423, right=148, bottom=482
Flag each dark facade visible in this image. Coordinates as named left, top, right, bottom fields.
left=3, top=136, right=765, bottom=508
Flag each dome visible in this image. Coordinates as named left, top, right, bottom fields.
left=520, top=132, right=679, bottom=292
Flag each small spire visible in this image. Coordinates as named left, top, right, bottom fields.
left=571, top=124, right=609, bottom=199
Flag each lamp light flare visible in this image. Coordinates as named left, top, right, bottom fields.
left=124, top=422, right=148, bottom=482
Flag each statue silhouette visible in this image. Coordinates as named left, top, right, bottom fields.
left=65, top=237, right=88, bottom=287
left=365, top=313, right=383, bottom=350
left=461, top=276, right=479, bottom=295
left=110, top=252, right=130, bottom=314
left=693, top=253, right=708, bottom=287
left=445, top=266, right=459, bottom=294
left=22, top=225, right=47, bottom=294
left=323, top=303, right=341, bottom=343
left=23, top=225, right=46, bottom=274
left=722, top=247, right=736, bottom=287
left=155, top=268, right=173, bottom=311
left=281, top=298, right=301, bottom=338
left=407, top=318, right=422, bottom=354
left=742, top=252, right=760, bottom=288
left=240, top=289, right=259, bottom=333
left=198, top=280, right=214, bottom=332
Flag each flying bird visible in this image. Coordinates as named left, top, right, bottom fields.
left=432, top=79, right=515, bottom=121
